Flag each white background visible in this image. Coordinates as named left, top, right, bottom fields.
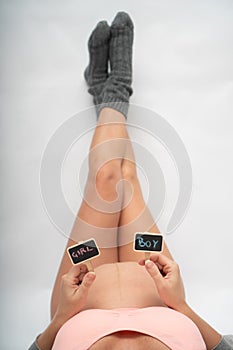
left=1, top=0, right=233, bottom=349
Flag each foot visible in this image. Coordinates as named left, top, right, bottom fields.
left=84, top=21, right=111, bottom=105
left=109, top=11, right=134, bottom=81
left=99, top=12, right=134, bottom=118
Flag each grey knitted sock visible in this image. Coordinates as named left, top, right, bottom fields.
left=99, top=12, right=134, bottom=118
left=84, top=21, right=111, bottom=109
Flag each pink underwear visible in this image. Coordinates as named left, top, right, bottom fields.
left=52, top=306, right=206, bottom=350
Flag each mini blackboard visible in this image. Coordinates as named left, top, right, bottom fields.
left=67, top=239, right=100, bottom=265
left=134, top=232, right=163, bottom=252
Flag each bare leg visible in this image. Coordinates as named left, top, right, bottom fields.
left=50, top=108, right=129, bottom=318
left=50, top=107, right=172, bottom=316
left=118, top=138, right=173, bottom=262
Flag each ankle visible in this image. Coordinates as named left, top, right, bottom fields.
left=98, top=107, right=126, bottom=123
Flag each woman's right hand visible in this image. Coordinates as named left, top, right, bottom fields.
left=35, top=264, right=96, bottom=350
left=139, top=253, right=186, bottom=310
left=54, top=264, right=96, bottom=323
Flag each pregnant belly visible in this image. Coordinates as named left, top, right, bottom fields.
left=84, top=262, right=166, bottom=310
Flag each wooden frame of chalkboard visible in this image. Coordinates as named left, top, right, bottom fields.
left=133, top=232, right=164, bottom=253
left=67, top=238, right=100, bottom=265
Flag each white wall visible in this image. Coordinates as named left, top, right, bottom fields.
left=0, top=0, right=233, bottom=349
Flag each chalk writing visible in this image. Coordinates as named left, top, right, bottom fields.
left=134, top=233, right=163, bottom=252
left=67, top=239, right=100, bottom=264
left=137, top=237, right=159, bottom=249
left=71, top=246, right=94, bottom=258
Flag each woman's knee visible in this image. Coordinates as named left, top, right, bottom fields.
left=95, top=160, right=122, bottom=200
left=121, top=160, right=137, bottom=182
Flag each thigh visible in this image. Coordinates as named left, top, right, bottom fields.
left=118, top=155, right=173, bottom=262
left=50, top=209, right=118, bottom=318
left=51, top=194, right=119, bottom=319
left=70, top=198, right=119, bottom=266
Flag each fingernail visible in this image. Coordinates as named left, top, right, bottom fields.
left=87, top=272, right=96, bottom=281
left=145, top=260, right=154, bottom=269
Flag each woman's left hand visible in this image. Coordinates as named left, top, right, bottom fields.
left=54, top=264, right=96, bottom=323
left=139, top=253, right=186, bottom=310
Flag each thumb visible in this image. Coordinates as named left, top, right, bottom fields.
left=79, top=272, right=96, bottom=295
left=145, top=260, right=163, bottom=287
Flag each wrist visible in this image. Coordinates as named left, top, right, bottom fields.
left=37, top=316, right=65, bottom=350
left=172, top=301, right=191, bottom=314
left=51, top=313, right=69, bottom=329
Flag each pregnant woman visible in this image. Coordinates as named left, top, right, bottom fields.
left=29, top=12, right=233, bottom=350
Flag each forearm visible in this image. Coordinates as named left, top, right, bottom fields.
left=36, top=316, right=65, bottom=350
left=176, top=302, right=221, bottom=350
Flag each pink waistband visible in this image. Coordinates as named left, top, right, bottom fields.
left=52, top=307, right=206, bottom=350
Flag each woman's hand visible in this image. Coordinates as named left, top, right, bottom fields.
left=36, top=264, right=96, bottom=350
left=139, top=253, right=186, bottom=310
left=54, top=264, right=96, bottom=323
left=139, top=254, right=223, bottom=350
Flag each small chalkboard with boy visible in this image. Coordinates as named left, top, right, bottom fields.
left=134, top=232, right=163, bottom=260
left=67, top=238, right=100, bottom=271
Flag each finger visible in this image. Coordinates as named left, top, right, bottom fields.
left=65, top=265, right=85, bottom=286
left=78, top=272, right=86, bottom=282
left=67, top=265, right=82, bottom=278
left=79, top=272, right=96, bottom=294
left=79, top=264, right=88, bottom=273
left=139, top=253, right=171, bottom=267
left=156, top=262, right=163, bottom=271
left=145, top=260, right=164, bottom=287
left=138, top=259, right=145, bottom=266
left=150, top=253, right=174, bottom=268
